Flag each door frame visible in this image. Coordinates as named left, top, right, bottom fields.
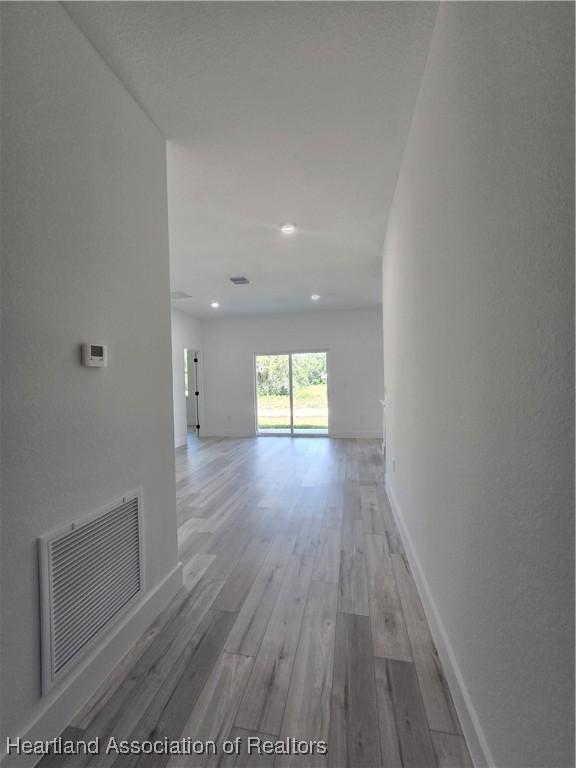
left=253, top=349, right=330, bottom=437
left=184, top=348, right=203, bottom=436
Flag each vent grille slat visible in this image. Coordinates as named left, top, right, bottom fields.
left=55, top=583, right=140, bottom=673
left=52, top=542, right=141, bottom=623
left=52, top=518, right=139, bottom=584
left=51, top=500, right=138, bottom=558
left=51, top=518, right=138, bottom=572
left=52, top=520, right=134, bottom=602
left=54, top=574, right=141, bottom=664
left=53, top=565, right=141, bottom=647
left=53, top=568, right=141, bottom=645
left=51, top=522, right=139, bottom=597
left=54, top=573, right=141, bottom=671
left=52, top=530, right=139, bottom=589
left=39, top=491, right=143, bottom=691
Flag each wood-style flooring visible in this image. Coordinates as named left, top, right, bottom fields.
left=42, top=436, right=472, bottom=768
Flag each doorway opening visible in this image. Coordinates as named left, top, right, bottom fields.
left=255, top=352, right=328, bottom=435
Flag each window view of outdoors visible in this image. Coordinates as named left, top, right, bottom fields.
left=256, top=352, right=328, bottom=434
left=291, top=352, right=328, bottom=433
left=256, top=354, right=291, bottom=433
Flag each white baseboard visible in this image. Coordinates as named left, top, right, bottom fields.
left=201, top=430, right=383, bottom=440
left=1, top=563, right=183, bottom=768
left=330, top=431, right=383, bottom=439
left=201, top=430, right=256, bottom=438
left=385, top=476, right=495, bottom=768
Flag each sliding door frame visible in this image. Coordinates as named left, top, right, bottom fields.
left=288, top=353, right=294, bottom=434
left=254, top=349, right=330, bottom=437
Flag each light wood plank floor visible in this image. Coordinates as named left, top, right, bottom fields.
left=43, top=436, right=472, bottom=768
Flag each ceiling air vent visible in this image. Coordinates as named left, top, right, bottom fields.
left=229, top=276, right=250, bottom=285
left=170, top=291, right=192, bottom=300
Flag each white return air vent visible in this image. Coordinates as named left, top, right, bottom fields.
left=39, top=490, right=144, bottom=693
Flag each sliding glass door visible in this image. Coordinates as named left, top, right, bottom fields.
left=256, top=352, right=328, bottom=435
left=291, top=352, right=328, bottom=434
left=255, top=355, right=291, bottom=434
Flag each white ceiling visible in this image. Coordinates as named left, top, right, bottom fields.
left=65, top=2, right=437, bottom=317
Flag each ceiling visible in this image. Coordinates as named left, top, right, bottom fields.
left=65, top=2, right=437, bottom=317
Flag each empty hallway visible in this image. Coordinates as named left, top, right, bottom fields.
left=41, top=437, right=471, bottom=767
left=1, top=3, right=573, bottom=767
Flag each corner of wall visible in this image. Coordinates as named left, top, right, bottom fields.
left=0, top=564, right=183, bottom=768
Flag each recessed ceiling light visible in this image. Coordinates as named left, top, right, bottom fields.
left=281, top=223, right=296, bottom=235
left=311, top=294, right=320, bottom=301
left=210, top=302, right=220, bottom=308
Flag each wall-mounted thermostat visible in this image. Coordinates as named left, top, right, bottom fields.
left=82, top=343, right=107, bottom=367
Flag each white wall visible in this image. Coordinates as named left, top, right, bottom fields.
left=383, top=4, right=573, bottom=767
left=1, top=4, right=181, bottom=757
left=201, top=308, right=383, bottom=438
left=171, top=309, right=203, bottom=447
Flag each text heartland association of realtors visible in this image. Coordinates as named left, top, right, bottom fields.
left=6, top=736, right=328, bottom=757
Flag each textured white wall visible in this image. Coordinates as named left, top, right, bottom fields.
left=383, top=4, right=574, bottom=766
left=201, top=309, right=383, bottom=438
left=1, top=3, right=180, bottom=753
left=171, top=309, right=203, bottom=447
